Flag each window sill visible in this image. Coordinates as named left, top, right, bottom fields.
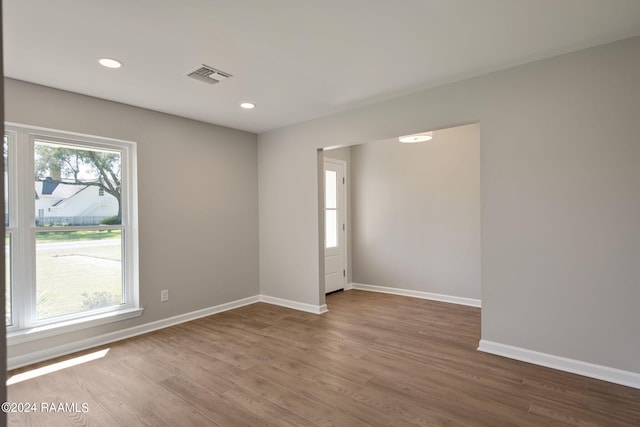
left=7, top=307, right=144, bottom=346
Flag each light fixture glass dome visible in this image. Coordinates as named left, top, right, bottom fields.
left=399, top=132, right=433, bottom=143
left=98, top=58, right=123, bottom=69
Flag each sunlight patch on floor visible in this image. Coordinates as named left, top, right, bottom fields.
left=7, top=348, right=110, bottom=385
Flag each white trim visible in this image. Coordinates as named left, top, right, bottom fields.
left=8, top=296, right=259, bottom=370
left=349, top=283, right=481, bottom=307
left=478, top=339, right=640, bottom=390
left=5, top=121, right=137, bottom=147
left=7, top=307, right=144, bottom=345
left=259, top=295, right=328, bottom=314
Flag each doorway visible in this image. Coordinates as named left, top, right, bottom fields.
left=319, top=123, right=481, bottom=306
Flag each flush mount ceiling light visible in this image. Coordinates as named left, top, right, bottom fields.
left=399, top=132, right=433, bottom=143
left=240, top=102, right=255, bottom=109
left=98, top=58, right=123, bottom=69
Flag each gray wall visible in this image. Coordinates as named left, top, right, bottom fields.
left=351, top=124, right=481, bottom=299
left=5, top=78, right=259, bottom=360
left=258, top=37, right=640, bottom=373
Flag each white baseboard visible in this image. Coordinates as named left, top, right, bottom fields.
left=8, top=294, right=330, bottom=370
left=259, top=295, right=328, bottom=314
left=350, top=283, right=481, bottom=308
left=7, top=295, right=260, bottom=370
left=478, top=339, right=640, bottom=390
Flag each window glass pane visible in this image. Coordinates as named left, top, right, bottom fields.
left=326, top=209, right=337, bottom=248
left=5, top=233, right=11, bottom=326
left=325, top=170, right=337, bottom=209
left=36, top=230, right=123, bottom=320
left=34, top=141, right=121, bottom=227
left=4, top=136, right=9, bottom=227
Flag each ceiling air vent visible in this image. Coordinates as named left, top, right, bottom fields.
left=186, top=64, right=232, bottom=85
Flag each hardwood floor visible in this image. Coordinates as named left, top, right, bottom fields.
left=7, top=290, right=640, bottom=426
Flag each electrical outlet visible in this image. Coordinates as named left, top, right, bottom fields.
left=160, top=289, right=169, bottom=302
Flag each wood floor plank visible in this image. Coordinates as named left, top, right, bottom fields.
left=158, top=374, right=265, bottom=426
left=92, top=391, right=172, bottom=427
left=523, top=376, right=640, bottom=424
left=7, top=290, right=640, bottom=426
left=270, top=391, right=373, bottom=427
left=247, top=363, right=396, bottom=426
left=219, top=386, right=313, bottom=427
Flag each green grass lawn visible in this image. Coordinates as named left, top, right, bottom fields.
left=7, top=230, right=124, bottom=324
left=36, top=231, right=123, bottom=319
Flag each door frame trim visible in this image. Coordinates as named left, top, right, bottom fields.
left=323, top=157, right=348, bottom=293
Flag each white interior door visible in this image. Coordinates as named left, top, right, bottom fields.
left=324, top=159, right=346, bottom=294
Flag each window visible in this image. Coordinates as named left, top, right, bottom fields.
left=5, top=124, right=141, bottom=341
left=325, top=169, right=338, bottom=248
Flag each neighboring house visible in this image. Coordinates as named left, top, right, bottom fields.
left=35, top=177, right=118, bottom=224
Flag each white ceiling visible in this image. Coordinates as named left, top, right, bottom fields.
left=4, top=0, right=640, bottom=134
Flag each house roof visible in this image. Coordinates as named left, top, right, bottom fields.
left=34, top=180, right=89, bottom=204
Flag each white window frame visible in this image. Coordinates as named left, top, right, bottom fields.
left=5, top=129, right=18, bottom=329
left=6, top=123, right=142, bottom=345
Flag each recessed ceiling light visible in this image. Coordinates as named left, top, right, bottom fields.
left=240, top=102, right=255, bottom=109
left=399, top=132, right=433, bottom=143
left=98, top=58, right=123, bottom=69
